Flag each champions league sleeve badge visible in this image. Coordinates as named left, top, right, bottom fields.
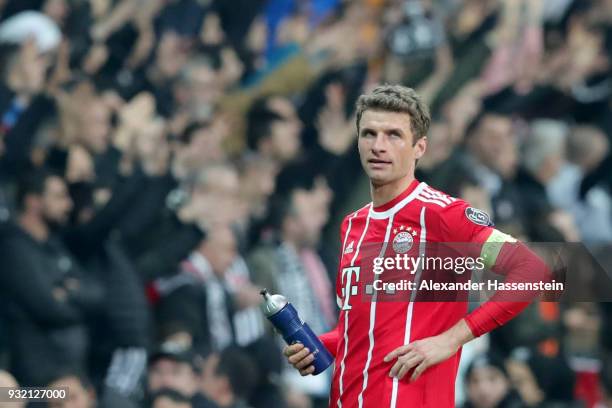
left=465, top=207, right=494, bottom=227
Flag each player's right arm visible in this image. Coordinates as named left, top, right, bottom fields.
left=319, top=327, right=340, bottom=354
left=283, top=343, right=316, bottom=376
left=283, top=325, right=339, bottom=376
left=384, top=199, right=551, bottom=381
left=464, top=230, right=551, bottom=336
left=283, top=214, right=351, bottom=375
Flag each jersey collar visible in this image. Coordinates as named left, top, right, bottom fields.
left=369, top=180, right=426, bottom=219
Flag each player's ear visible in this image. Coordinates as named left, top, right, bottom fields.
left=413, top=136, right=427, bottom=160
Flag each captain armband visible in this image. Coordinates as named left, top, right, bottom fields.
left=480, top=229, right=518, bottom=269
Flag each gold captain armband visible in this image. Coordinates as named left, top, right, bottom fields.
left=480, top=229, right=518, bottom=269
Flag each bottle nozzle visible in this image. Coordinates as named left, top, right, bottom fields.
left=259, top=289, right=288, bottom=316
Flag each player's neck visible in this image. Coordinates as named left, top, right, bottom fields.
left=370, top=175, right=415, bottom=208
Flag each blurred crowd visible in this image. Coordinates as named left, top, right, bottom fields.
left=0, top=0, right=611, bottom=407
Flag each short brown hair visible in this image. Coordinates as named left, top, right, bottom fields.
left=355, top=85, right=431, bottom=142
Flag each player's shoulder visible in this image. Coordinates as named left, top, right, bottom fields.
left=412, top=183, right=464, bottom=213
left=340, top=202, right=372, bottom=226
left=415, top=184, right=495, bottom=227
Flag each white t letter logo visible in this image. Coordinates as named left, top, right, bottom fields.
left=341, top=267, right=360, bottom=310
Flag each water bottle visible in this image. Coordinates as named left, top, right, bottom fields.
left=260, top=289, right=333, bottom=375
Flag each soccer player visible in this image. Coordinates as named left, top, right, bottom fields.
left=283, top=85, right=551, bottom=407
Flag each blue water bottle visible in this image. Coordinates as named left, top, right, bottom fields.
left=260, top=289, right=333, bottom=375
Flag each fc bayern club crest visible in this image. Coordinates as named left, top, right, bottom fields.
left=392, top=225, right=417, bottom=254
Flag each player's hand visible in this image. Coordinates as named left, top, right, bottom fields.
left=283, top=343, right=315, bottom=376
left=383, top=334, right=460, bottom=382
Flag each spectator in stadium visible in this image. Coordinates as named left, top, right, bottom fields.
left=415, top=120, right=456, bottom=184
left=602, top=301, right=612, bottom=381
left=149, top=388, right=194, bottom=408
left=156, top=225, right=237, bottom=352
left=241, top=338, right=287, bottom=408
left=59, top=170, right=150, bottom=398
left=171, top=121, right=228, bottom=181
left=245, top=95, right=302, bottom=166
left=189, top=164, right=249, bottom=233
left=76, top=96, right=115, bottom=174
left=0, top=370, right=24, bottom=408
left=515, top=119, right=568, bottom=223
left=199, top=346, right=258, bottom=408
left=548, top=125, right=612, bottom=244
left=461, top=353, right=524, bottom=408
left=563, top=303, right=603, bottom=407
left=156, top=162, right=265, bottom=349
left=0, top=38, right=55, bottom=179
left=600, top=365, right=612, bottom=408
left=432, top=111, right=524, bottom=228
left=580, top=150, right=612, bottom=207
left=113, top=120, right=205, bottom=282
left=47, top=371, right=98, bottom=408
left=0, top=171, right=103, bottom=386
left=248, top=184, right=333, bottom=328
left=147, top=344, right=218, bottom=408
left=173, top=55, right=225, bottom=124
left=505, top=347, right=578, bottom=408
left=439, top=81, right=485, bottom=144
left=222, top=254, right=266, bottom=348
left=148, top=347, right=198, bottom=397
left=0, top=169, right=9, bottom=228
left=248, top=175, right=334, bottom=405
left=237, top=153, right=278, bottom=222
left=488, top=299, right=563, bottom=359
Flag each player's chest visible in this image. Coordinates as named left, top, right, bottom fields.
left=340, top=215, right=424, bottom=266
left=338, top=215, right=425, bottom=308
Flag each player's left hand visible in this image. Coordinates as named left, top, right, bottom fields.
left=383, top=333, right=460, bottom=382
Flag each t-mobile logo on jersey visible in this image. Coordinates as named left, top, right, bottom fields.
left=341, top=267, right=360, bottom=310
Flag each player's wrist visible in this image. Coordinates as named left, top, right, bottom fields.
left=438, top=331, right=461, bottom=353
left=442, top=319, right=474, bottom=351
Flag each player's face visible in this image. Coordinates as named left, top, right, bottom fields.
left=358, top=110, right=426, bottom=187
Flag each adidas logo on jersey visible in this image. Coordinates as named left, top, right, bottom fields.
left=344, top=241, right=354, bottom=254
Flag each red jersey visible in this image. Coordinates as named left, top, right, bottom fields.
left=325, top=180, right=499, bottom=408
